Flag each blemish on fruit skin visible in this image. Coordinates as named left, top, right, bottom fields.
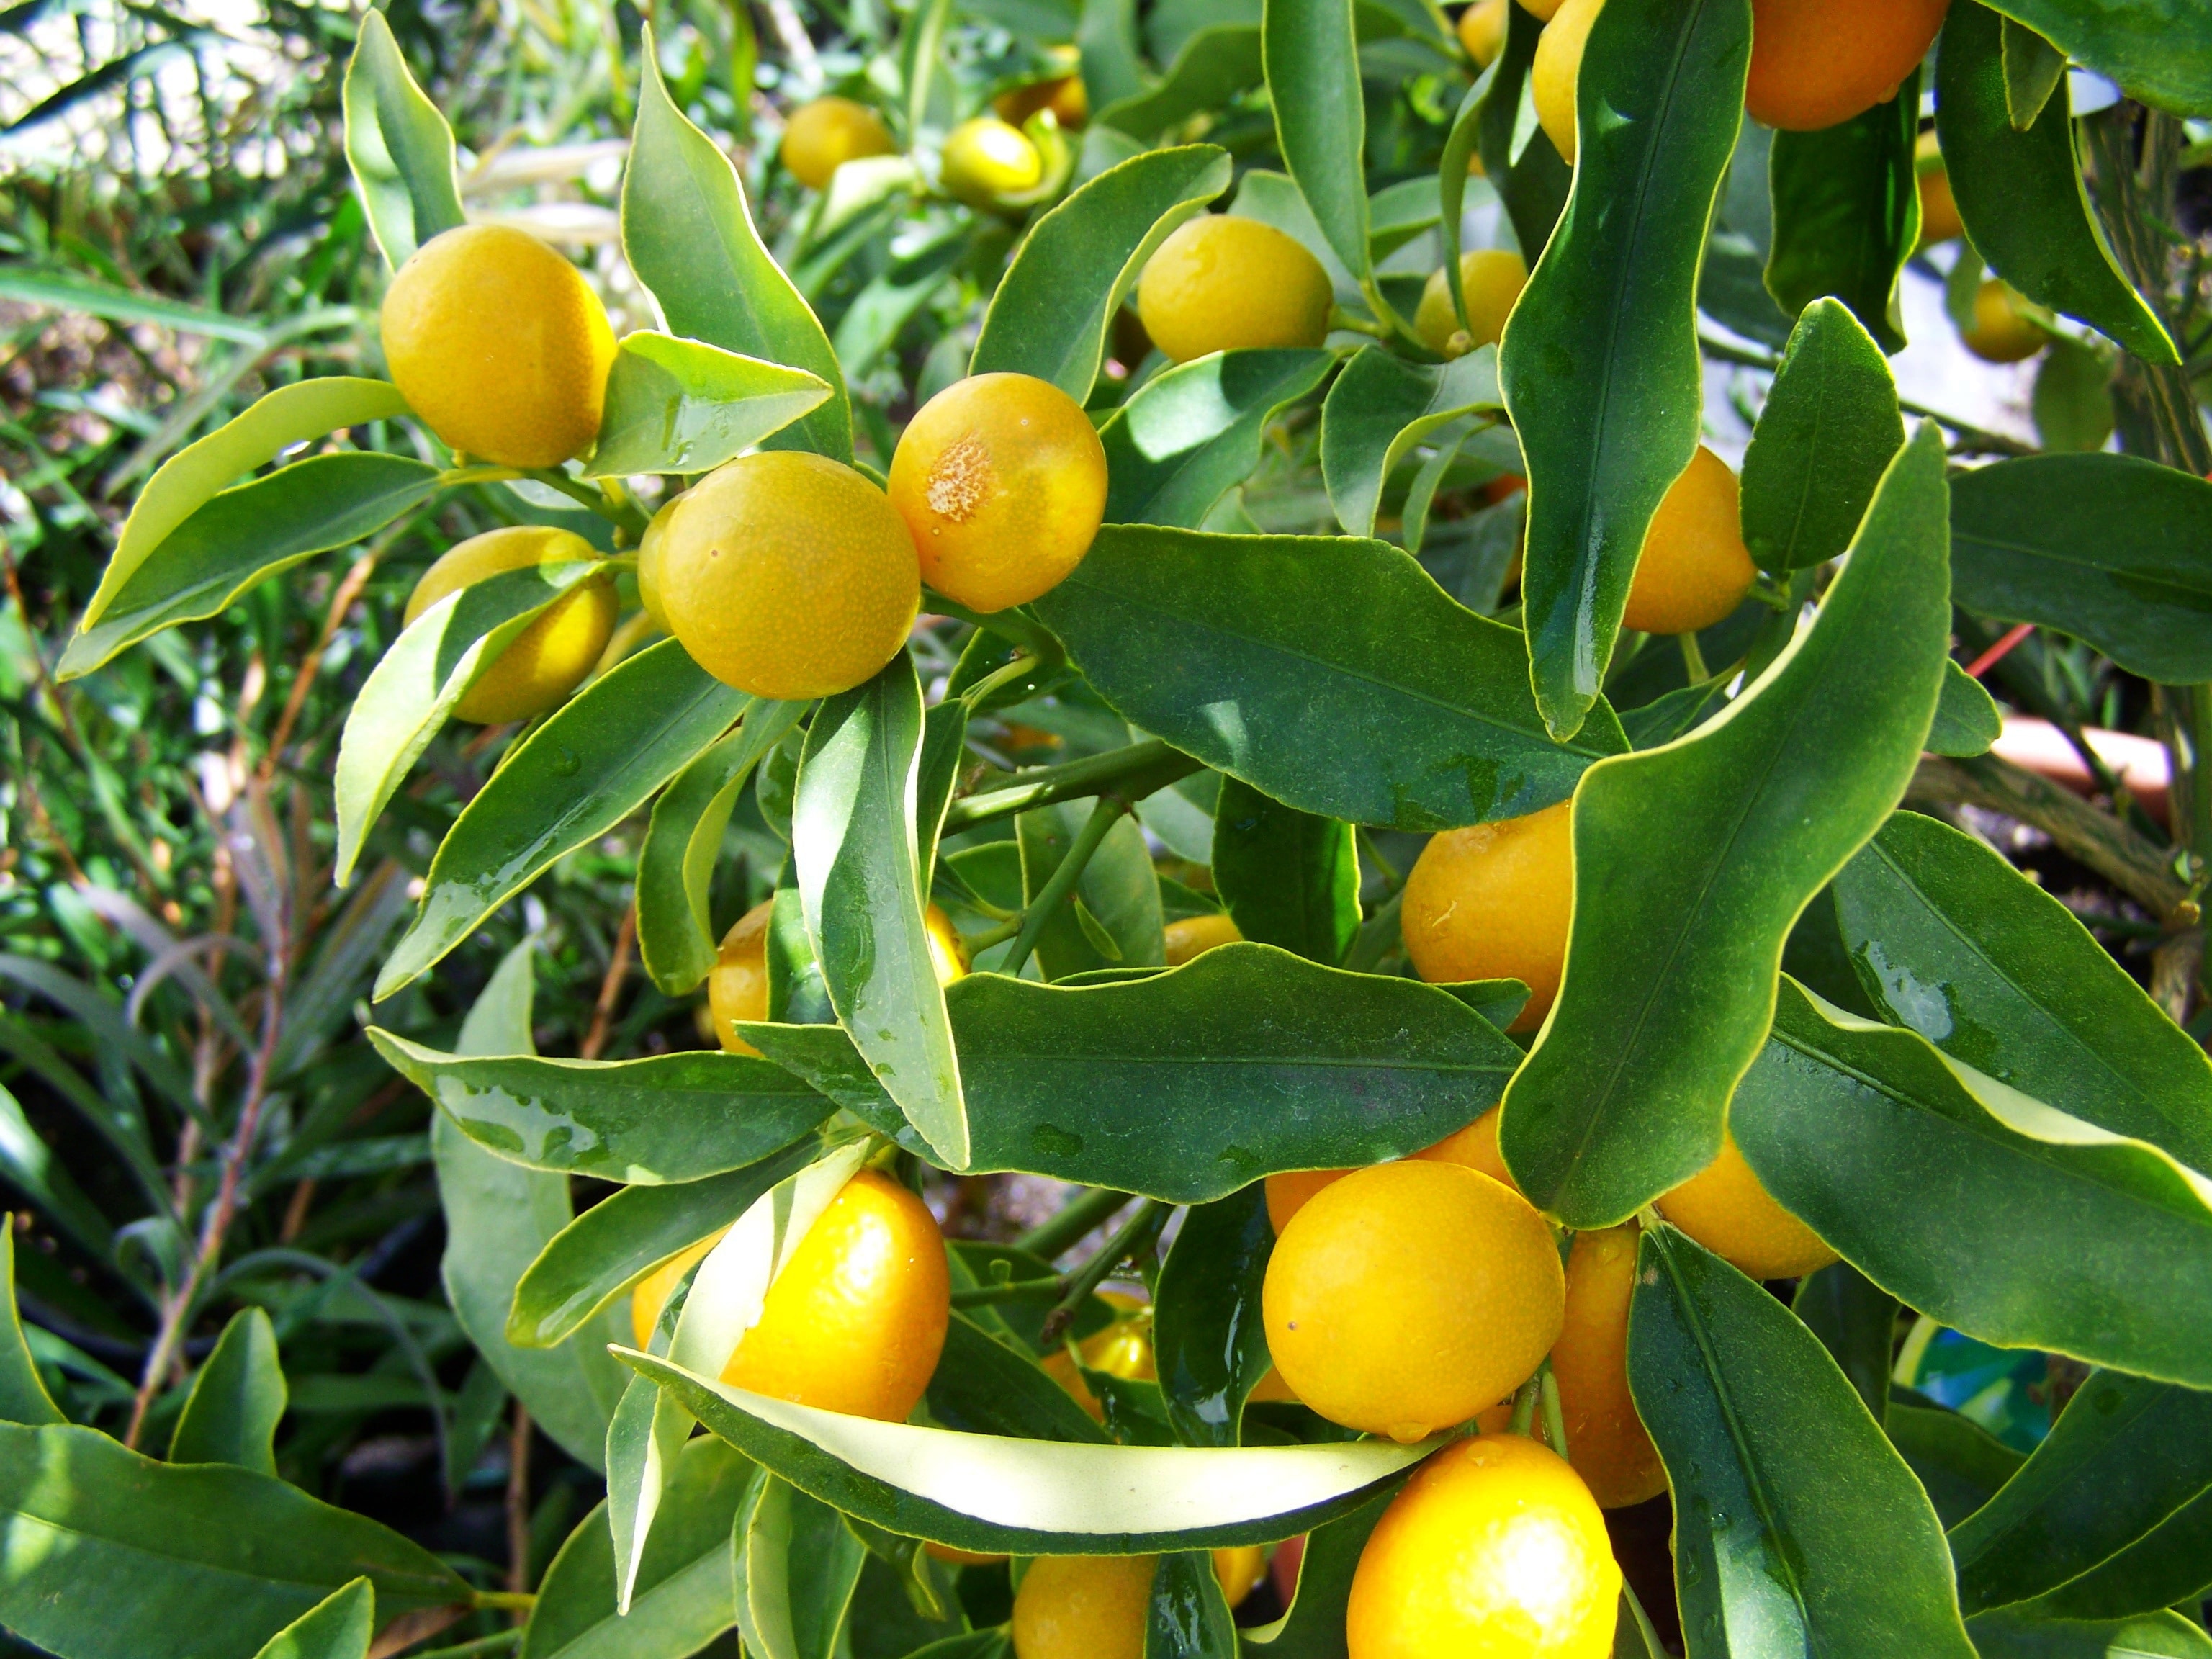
left=927, top=437, right=992, bottom=522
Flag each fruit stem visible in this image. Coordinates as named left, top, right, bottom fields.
left=999, top=795, right=1127, bottom=979
left=1038, top=1197, right=1171, bottom=1346
left=1328, top=307, right=1388, bottom=338
left=940, top=739, right=1202, bottom=832
left=924, top=590, right=1067, bottom=663
left=1622, top=1582, right=1668, bottom=1655
left=959, top=652, right=1048, bottom=709
left=1677, top=631, right=1709, bottom=684
left=517, top=467, right=654, bottom=536
left=471, top=1591, right=536, bottom=1612
left=1017, top=1185, right=1136, bottom=1260
left=1506, top=1372, right=1541, bottom=1437
left=1538, top=1360, right=1568, bottom=1460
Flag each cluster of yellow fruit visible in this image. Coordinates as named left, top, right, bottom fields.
left=779, top=77, right=1084, bottom=214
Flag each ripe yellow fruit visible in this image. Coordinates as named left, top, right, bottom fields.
left=1011, top=1551, right=1271, bottom=1658
left=1137, top=215, right=1334, bottom=364
left=942, top=117, right=1043, bottom=209
left=886, top=372, right=1107, bottom=613
left=781, top=96, right=898, bottom=191
left=1164, top=913, right=1242, bottom=965
left=709, top=898, right=964, bottom=1056
left=1043, top=1289, right=1154, bottom=1419
left=657, top=451, right=920, bottom=699
left=1414, top=249, right=1529, bottom=356
left=630, top=1230, right=727, bottom=1348
left=1264, top=1108, right=1517, bottom=1237
left=1552, top=1226, right=1667, bottom=1509
left=403, top=526, right=616, bottom=724
left=927, top=1542, right=1009, bottom=1567
left=1265, top=1167, right=1346, bottom=1233
left=1402, top=800, right=1574, bottom=1033
left=381, top=224, right=616, bottom=469
left=1263, top=1161, right=1564, bottom=1442
left=1214, top=1545, right=1267, bottom=1609
left=994, top=75, right=1088, bottom=130
left=1516, top=0, right=1565, bottom=19
left=636, top=496, right=680, bottom=634
left=1346, top=1434, right=1620, bottom=1659
left=722, top=1169, right=950, bottom=1420
left=1531, top=0, right=1605, bottom=163
left=1458, top=0, right=1509, bottom=64
left=1656, top=1130, right=1838, bottom=1280
left=1746, top=0, right=1951, bottom=132
left=1622, top=445, right=1757, bottom=637
left=1915, top=130, right=1962, bottom=249
left=1961, top=279, right=2051, bottom=364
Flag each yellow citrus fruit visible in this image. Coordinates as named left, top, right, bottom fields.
left=1622, top=444, right=1757, bottom=637
left=721, top=1169, right=950, bottom=1420
left=995, top=75, right=1088, bottom=129
left=1249, top=1366, right=1301, bottom=1403
left=1402, top=800, right=1574, bottom=1033
left=1551, top=1226, right=1666, bottom=1509
left=1265, top=1167, right=1346, bottom=1233
left=658, top=451, right=920, bottom=699
left=1137, top=215, right=1334, bottom=364
left=1164, top=913, right=1243, bottom=965
left=1532, top=0, right=1605, bottom=163
left=1264, top=1107, right=1519, bottom=1237
left=1215, top=1546, right=1267, bottom=1609
left=403, top=526, right=616, bottom=724
left=1915, top=131, right=1962, bottom=249
left=630, top=1229, right=728, bottom=1348
left=381, top=224, right=616, bottom=469
left=1458, top=0, right=1509, bottom=64
left=1415, top=249, right=1528, bottom=356
left=781, top=96, right=898, bottom=190
left=1656, top=1130, right=1838, bottom=1280
left=1263, top=1161, right=1565, bottom=1442
left=886, top=372, right=1107, bottom=612
left=1012, top=1552, right=1272, bottom=1657
left=1746, top=0, right=1951, bottom=132
left=1516, top=0, right=1564, bottom=19
left=708, top=899, right=775, bottom=1057
left=636, top=496, right=680, bottom=634
left=927, top=1542, right=1010, bottom=1566
left=1043, top=1289, right=1154, bottom=1419
left=1961, top=279, right=2051, bottom=364
left=1346, top=1434, right=1621, bottom=1659
left=942, top=117, right=1043, bottom=209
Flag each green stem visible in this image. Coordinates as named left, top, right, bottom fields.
left=1038, top=1198, right=1170, bottom=1346
left=942, top=739, right=1200, bottom=832
left=1001, top=796, right=1126, bottom=979
left=471, top=1591, right=536, bottom=1612
left=520, top=468, right=652, bottom=536
left=925, top=591, right=1068, bottom=663
left=1678, top=631, right=1709, bottom=683
left=1621, top=1581, right=1668, bottom=1656
left=1507, top=1372, right=1540, bottom=1437
left=410, top=1633, right=524, bottom=1659
left=960, top=652, right=1045, bottom=709
left=1328, top=305, right=1388, bottom=338
left=1538, top=1361, right=1568, bottom=1460
left=1017, top=1186, right=1136, bottom=1259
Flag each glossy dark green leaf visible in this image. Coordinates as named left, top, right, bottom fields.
left=2002, top=17, right=2068, bottom=127
left=745, top=943, right=1521, bottom=1201
left=1235, top=1483, right=1395, bottom=1658
left=1948, top=454, right=2212, bottom=684
left=613, top=1347, right=1431, bottom=1554
left=637, top=701, right=808, bottom=995
left=971, top=145, right=1232, bottom=402
left=1029, top=525, right=1627, bottom=832
left=1616, top=675, right=1731, bottom=750
left=1979, top=0, right=2211, bottom=117
left=1888, top=1403, right=2024, bottom=1529
left=624, top=41, right=850, bottom=459
left=1793, top=1262, right=1897, bottom=1422
left=521, top=1435, right=749, bottom=1659
left=1017, top=801, right=1166, bottom=981
left=1731, top=979, right=2212, bottom=1388
left=1765, top=76, right=1918, bottom=353
left=60, top=452, right=440, bottom=680
left=1833, top=811, right=2212, bottom=1172
left=1929, top=662, right=2002, bottom=757
left=377, top=641, right=750, bottom=997
left=0, top=1422, right=469, bottom=1659
left=248, top=1579, right=372, bottom=1659
left=1936, top=3, right=2177, bottom=364
left=1097, top=25, right=1264, bottom=139
left=927, top=1316, right=1112, bottom=1444
left=1098, top=349, right=1333, bottom=529
left=1499, top=426, right=1951, bottom=1227
left=583, top=332, right=831, bottom=480
left=1152, top=1183, right=1272, bottom=1449
left=1627, top=1223, right=1979, bottom=1659
left=1476, top=2, right=1570, bottom=264
left=170, top=1308, right=284, bottom=1475
left=1147, top=1550, right=1236, bottom=1658
left=1950, top=1370, right=2212, bottom=1619
left=506, top=1133, right=838, bottom=1348
left=1262, top=0, right=1369, bottom=282
left=1319, top=346, right=1503, bottom=538
left=433, top=943, right=626, bottom=1470
left=796, top=655, right=967, bottom=1167
left=341, top=12, right=464, bottom=265
left=332, top=558, right=606, bottom=886
left=1967, top=1608, right=2212, bottom=1659
left=1210, top=778, right=1357, bottom=967
left=2030, top=337, right=2116, bottom=454
left=1740, top=298, right=1905, bottom=574
left=735, top=1473, right=871, bottom=1659
left=370, top=1030, right=835, bottom=1184
left=0, top=1226, right=63, bottom=1426
left=1498, top=0, right=1750, bottom=738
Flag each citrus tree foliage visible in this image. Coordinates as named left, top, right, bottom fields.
left=8, top=0, right=2212, bottom=1654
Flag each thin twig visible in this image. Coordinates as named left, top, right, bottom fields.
left=580, top=904, right=637, bottom=1061
left=1001, top=797, right=1125, bottom=980
left=1015, top=1187, right=1134, bottom=1261
left=1038, top=1200, right=1169, bottom=1346
left=505, top=1403, right=533, bottom=1609
left=258, top=547, right=380, bottom=785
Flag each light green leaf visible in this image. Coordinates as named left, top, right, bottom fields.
left=1936, top=2, right=2177, bottom=364
left=1475, top=2, right=1570, bottom=268
left=637, top=702, right=809, bottom=995
left=1628, top=1223, right=1979, bottom=1659
left=1977, top=0, right=2211, bottom=117
left=1263, top=0, right=1370, bottom=282
left=1731, top=979, right=2212, bottom=1388
left=1764, top=76, right=1919, bottom=354
left=734, top=1474, right=871, bottom=1659
left=624, top=39, right=850, bottom=459
left=1017, top=801, right=1166, bottom=981
left=1210, top=778, right=1357, bottom=967
left=1498, top=425, right=1951, bottom=1227
left=1319, top=346, right=1503, bottom=539
left=377, top=641, right=750, bottom=999
left=1097, top=26, right=1264, bottom=140
left=170, top=1308, right=285, bottom=1475
left=1079, top=0, right=1147, bottom=110
left=583, top=333, right=830, bottom=480
left=1833, top=811, right=2212, bottom=1172
left=249, top=1579, right=372, bottom=1659
left=1928, top=662, right=2002, bottom=758
left=1498, top=0, right=1750, bottom=737
left=341, top=12, right=464, bottom=266
left=2001, top=17, right=2069, bottom=128
left=971, top=145, right=1232, bottom=403
left=0, top=1224, right=63, bottom=1426
left=795, top=655, right=967, bottom=1168
left=1966, top=1609, right=2212, bottom=1659
left=1030, top=525, right=1626, bottom=832
left=1098, top=349, right=1334, bottom=529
